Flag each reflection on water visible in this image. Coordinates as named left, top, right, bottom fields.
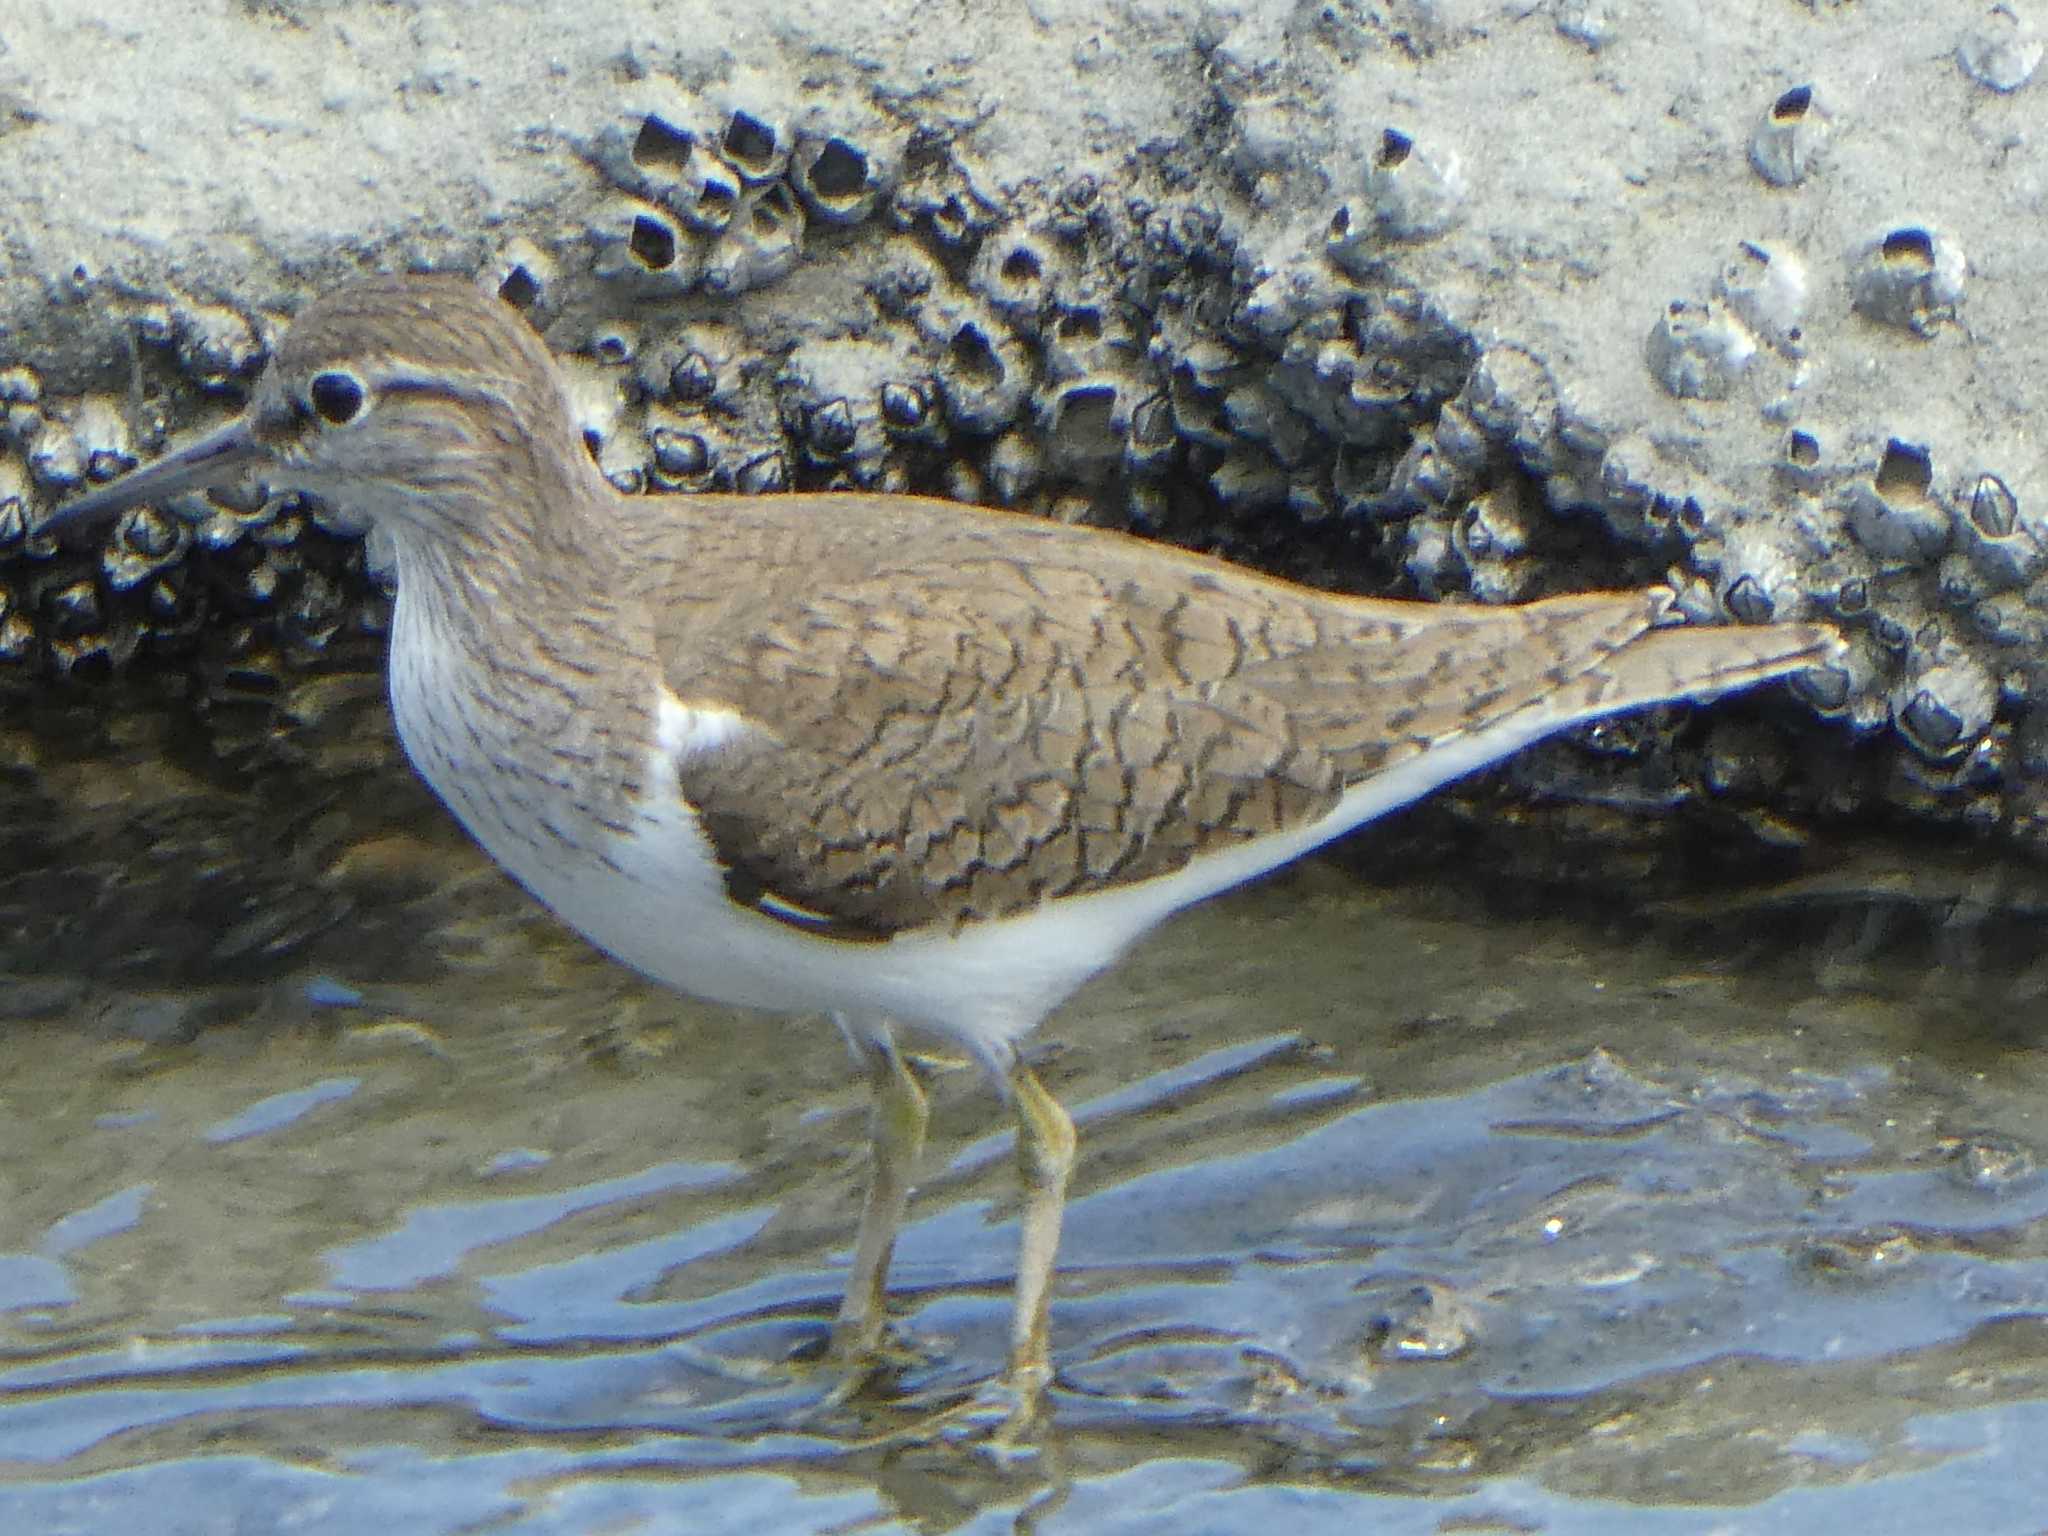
left=6, top=684, right=2048, bottom=1533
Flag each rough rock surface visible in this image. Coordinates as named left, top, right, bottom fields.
left=1, top=0, right=2044, bottom=844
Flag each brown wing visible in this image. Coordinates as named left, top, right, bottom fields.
left=633, top=493, right=1819, bottom=939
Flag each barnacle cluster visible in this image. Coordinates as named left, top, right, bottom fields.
left=0, top=324, right=372, bottom=685
left=3, top=1, right=2044, bottom=850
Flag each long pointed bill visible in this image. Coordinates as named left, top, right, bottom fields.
left=35, top=417, right=265, bottom=535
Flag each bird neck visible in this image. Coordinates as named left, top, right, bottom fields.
left=382, top=441, right=655, bottom=692
left=385, top=488, right=664, bottom=846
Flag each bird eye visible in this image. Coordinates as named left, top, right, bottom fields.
left=307, top=371, right=366, bottom=425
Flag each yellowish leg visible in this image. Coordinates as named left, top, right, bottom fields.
left=830, top=1031, right=930, bottom=1366
left=877, top=1058, right=1079, bottom=1449
left=1005, top=1060, right=1078, bottom=1402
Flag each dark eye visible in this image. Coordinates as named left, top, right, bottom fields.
left=308, top=371, right=366, bottom=425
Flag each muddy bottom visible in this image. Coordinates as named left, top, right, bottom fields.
left=4, top=697, right=2048, bottom=1533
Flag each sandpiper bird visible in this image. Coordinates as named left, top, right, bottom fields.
left=47, top=274, right=1841, bottom=1426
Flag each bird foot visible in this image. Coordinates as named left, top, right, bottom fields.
left=895, top=1363, right=1053, bottom=1460
left=789, top=1318, right=1054, bottom=1456
left=783, top=1322, right=942, bottom=1426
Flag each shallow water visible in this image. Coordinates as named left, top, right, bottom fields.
left=6, top=691, right=2048, bottom=1533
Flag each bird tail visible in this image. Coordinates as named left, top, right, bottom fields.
left=1562, top=586, right=1844, bottom=720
